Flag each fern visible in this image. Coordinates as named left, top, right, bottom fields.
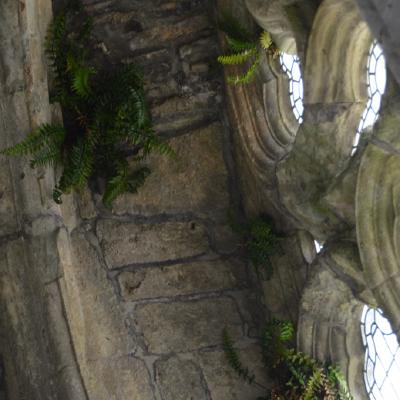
left=226, top=36, right=257, bottom=52
left=218, top=49, right=257, bottom=65
left=227, top=53, right=261, bottom=85
left=1, top=0, right=173, bottom=206
left=217, top=13, right=280, bottom=85
left=1, top=124, right=66, bottom=157
left=224, top=319, right=354, bottom=400
left=222, top=328, right=255, bottom=385
left=103, top=165, right=150, bottom=208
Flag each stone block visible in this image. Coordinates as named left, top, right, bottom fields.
left=129, top=15, right=210, bottom=51
left=110, top=123, right=229, bottom=218
left=85, top=356, right=155, bottom=400
left=60, top=230, right=134, bottom=362
left=118, top=258, right=247, bottom=300
left=97, top=219, right=209, bottom=268
left=133, top=298, right=242, bottom=353
left=197, top=345, right=269, bottom=400
left=155, top=356, right=208, bottom=400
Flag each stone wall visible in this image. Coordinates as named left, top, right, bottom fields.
left=0, top=0, right=284, bottom=398
left=3, top=0, right=400, bottom=398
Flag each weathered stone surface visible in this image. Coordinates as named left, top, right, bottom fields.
left=155, top=356, right=208, bottom=400
left=118, top=258, right=247, bottom=300
left=197, top=345, right=269, bottom=400
left=133, top=298, right=242, bottom=353
left=85, top=356, right=155, bottom=400
left=60, top=230, right=134, bottom=361
left=128, top=15, right=211, bottom=51
left=111, top=123, right=229, bottom=217
left=97, top=219, right=210, bottom=268
left=77, top=187, right=97, bottom=220
left=0, top=158, right=18, bottom=236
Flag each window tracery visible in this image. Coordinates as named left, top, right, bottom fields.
left=361, top=306, right=400, bottom=400
left=279, top=53, right=304, bottom=123
left=351, top=41, right=387, bottom=155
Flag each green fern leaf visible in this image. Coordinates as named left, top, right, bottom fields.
left=1, top=124, right=66, bottom=157
left=227, top=53, right=261, bottom=85
left=57, top=137, right=94, bottom=197
left=218, top=49, right=257, bottom=65
left=226, top=36, right=257, bottom=52
left=72, top=65, right=96, bottom=97
left=222, top=328, right=255, bottom=385
left=102, top=165, right=150, bottom=207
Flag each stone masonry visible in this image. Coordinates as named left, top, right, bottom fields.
left=0, top=0, right=273, bottom=398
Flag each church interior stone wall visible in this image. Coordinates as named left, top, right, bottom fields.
left=0, top=0, right=399, bottom=399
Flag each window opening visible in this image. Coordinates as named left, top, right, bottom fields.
left=280, top=53, right=304, bottom=124
left=314, top=240, right=323, bottom=254
left=361, top=306, right=400, bottom=400
left=351, top=41, right=387, bottom=155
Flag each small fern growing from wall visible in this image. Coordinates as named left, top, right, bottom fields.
left=217, top=12, right=280, bottom=84
left=1, top=1, right=173, bottom=207
left=223, top=320, right=354, bottom=399
left=230, top=214, right=283, bottom=279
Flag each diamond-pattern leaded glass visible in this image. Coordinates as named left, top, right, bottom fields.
left=280, top=53, right=304, bottom=124
left=351, top=41, right=387, bottom=155
left=361, top=306, right=400, bottom=400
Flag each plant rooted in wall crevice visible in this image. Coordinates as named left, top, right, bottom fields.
left=1, top=1, right=173, bottom=207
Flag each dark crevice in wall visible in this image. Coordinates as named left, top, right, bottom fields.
left=0, top=356, right=6, bottom=400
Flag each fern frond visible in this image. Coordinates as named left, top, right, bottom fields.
left=72, top=65, right=96, bottom=97
left=218, top=49, right=257, bottom=65
left=56, top=137, right=94, bottom=200
left=29, top=126, right=66, bottom=168
left=226, top=36, right=257, bottom=52
left=102, top=165, right=150, bottom=207
left=227, top=53, right=261, bottom=85
left=127, top=166, right=151, bottom=193
left=1, top=124, right=66, bottom=157
left=303, top=368, right=323, bottom=400
left=222, top=328, right=255, bottom=384
left=327, top=366, right=354, bottom=400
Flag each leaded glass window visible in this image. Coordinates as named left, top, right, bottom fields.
left=361, top=306, right=400, bottom=400
left=280, top=53, right=304, bottom=123
left=351, top=41, right=387, bottom=155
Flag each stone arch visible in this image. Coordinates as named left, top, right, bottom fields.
left=276, top=0, right=374, bottom=239
left=298, top=259, right=368, bottom=399
left=356, top=72, right=400, bottom=338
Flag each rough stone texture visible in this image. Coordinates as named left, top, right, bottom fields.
left=85, top=356, right=155, bottom=400
left=97, top=219, right=210, bottom=268
left=133, top=298, right=243, bottom=354
left=4, top=0, right=399, bottom=398
left=60, top=230, right=134, bottom=362
left=197, top=344, right=269, bottom=400
left=111, top=123, right=230, bottom=218
left=118, top=258, right=247, bottom=301
left=155, top=356, right=209, bottom=400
